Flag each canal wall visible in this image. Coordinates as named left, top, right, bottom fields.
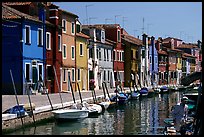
left=2, top=89, right=117, bottom=132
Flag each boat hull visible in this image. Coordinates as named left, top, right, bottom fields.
left=52, top=109, right=89, bottom=120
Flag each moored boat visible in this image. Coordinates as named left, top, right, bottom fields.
left=140, top=87, right=148, bottom=96
left=52, top=109, right=89, bottom=120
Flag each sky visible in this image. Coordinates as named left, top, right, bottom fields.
left=53, top=2, right=202, bottom=43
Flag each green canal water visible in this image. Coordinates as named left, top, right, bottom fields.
left=4, top=92, right=183, bottom=135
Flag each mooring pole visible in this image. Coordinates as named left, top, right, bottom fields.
left=77, top=83, right=83, bottom=104
left=68, top=75, right=76, bottom=104
left=40, top=74, right=53, bottom=110
left=53, top=66, right=64, bottom=108
left=10, top=69, right=24, bottom=127
left=102, top=82, right=106, bottom=99
left=22, top=69, right=36, bottom=126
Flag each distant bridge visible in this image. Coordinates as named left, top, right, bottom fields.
left=180, top=72, right=202, bottom=86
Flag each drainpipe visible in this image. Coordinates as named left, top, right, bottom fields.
left=20, top=17, right=25, bottom=94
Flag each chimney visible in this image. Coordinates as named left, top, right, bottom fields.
left=48, top=4, right=59, bottom=25
left=142, top=33, right=147, bottom=45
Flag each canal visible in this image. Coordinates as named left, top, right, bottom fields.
left=4, top=91, right=183, bottom=135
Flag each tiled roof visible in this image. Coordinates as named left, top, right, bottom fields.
left=2, top=3, right=42, bottom=23
left=83, top=24, right=121, bottom=29
left=183, top=53, right=197, bottom=58
left=163, top=37, right=182, bottom=42
left=106, top=39, right=116, bottom=44
left=76, top=32, right=90, bottom=39
left=3, top=2, right=32, bottom=5
left=60, top=9, right=78, bottom=18
left=177, top=43, right=198, bottom=49
left=122, top=34, right=143, bottom=46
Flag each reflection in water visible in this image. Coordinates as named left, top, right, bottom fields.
left=5, top=92, right=183, bottom=135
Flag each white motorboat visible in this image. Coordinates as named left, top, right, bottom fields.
left=52, top=108, right=89, bottom=120
left=82, top=102, right=103, bottom=116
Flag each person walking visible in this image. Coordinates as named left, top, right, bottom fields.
left=171, top=96, right=189, bottom=133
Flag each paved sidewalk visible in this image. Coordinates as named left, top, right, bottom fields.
left=2, top=88, right=116, bottom=113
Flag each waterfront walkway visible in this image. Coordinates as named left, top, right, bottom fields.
left=2, top=88, right=116, bottom=113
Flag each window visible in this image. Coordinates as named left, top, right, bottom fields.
left=107, top=70, right=110, bottom=82
left=76, top=24, right=80, bottom=33
left=71, top=22, right=75, bottom=34
left=142, top=50, right=145, bottom=58
left=25, top=63, right=30, bottom=82
left=38, top=28, right=43, bottom=46
left=47, top=65, right=53, bottom=81
left=71, top=46, right=75, bottom=60
left=63, top=69, right=66, bottom=82
left=46, top=32, right=51, bottom=50
left=63, top=44, right=67, bottom=59
left=150, top=55, right=152, bottom=64
left=101, top=31, right=105, bottom=40
left=117, top=30, right=121, bottom=42
left=104, top=49, right=106, bottom=61
left=58, top=35, right=62, bottom=51
left=79, top=43, right=83, bottom=56
left=62, top=19, right=66, bottom=33
left=113, top=50, right=116, bottom=61
left=103, top=71, right=106, bottom=81
left=38, top=64, right=43, bottom=81
left=78, top=68, right=81, bottom=81
left=107, top=49, right=109, bottom=61
left=25, top=25, right=31, bottom=44
left=111, top=51, right=113, bottom=61
left=98, top=48, right=101, bottom=60
left=72, top=68, right=75, bottom=82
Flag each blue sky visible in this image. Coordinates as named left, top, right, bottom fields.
left=53, top=2, right=202, bottom=43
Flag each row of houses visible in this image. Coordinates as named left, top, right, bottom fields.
left=2, top=2, right=202, bottom=95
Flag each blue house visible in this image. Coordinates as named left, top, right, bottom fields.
left=149, top=36, right=158, bottom=86
left=2, top=3, right=46, bottom=95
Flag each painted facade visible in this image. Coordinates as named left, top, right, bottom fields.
left=45, top=4, right=62, bottom=94
left=82, top=25, right=115, bottom=90
left=121, top=29, right=143, bottom=87
left=101, top=24, right=125, bottom=87
left=59, top=9, right=78, bottom=92
left=148, top=36, right=158, bottom=86
left=2, top=3, right=45, bottom=95
left=76, top=28, right=90, bottom=91
left=155, top=38, right=168, bottom=85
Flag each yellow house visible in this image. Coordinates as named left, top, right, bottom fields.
left=121, top=29, right=143, bottom=87
left=76, top=31, right=90, bottom=91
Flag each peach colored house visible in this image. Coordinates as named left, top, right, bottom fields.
left=59, top=9, right=78, bottom=92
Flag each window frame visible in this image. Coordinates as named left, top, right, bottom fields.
left=71, top=46, right=75, bottom=60
left=62, top=19, right=67, bottom=33
left=25, top=25, right=31, bottom=45
left=71, top=22, right=75, bottom=35
left=25, top=63, right=31, bottom=82
left=58, top=35, right=62, bottom=51
left=38, top=28, right=43, bottom=46
left=46, top=32, right=51, bottom=50
left=63, top=44, right=67, bottom=59
left=79, top=43, right=83, bottom=56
